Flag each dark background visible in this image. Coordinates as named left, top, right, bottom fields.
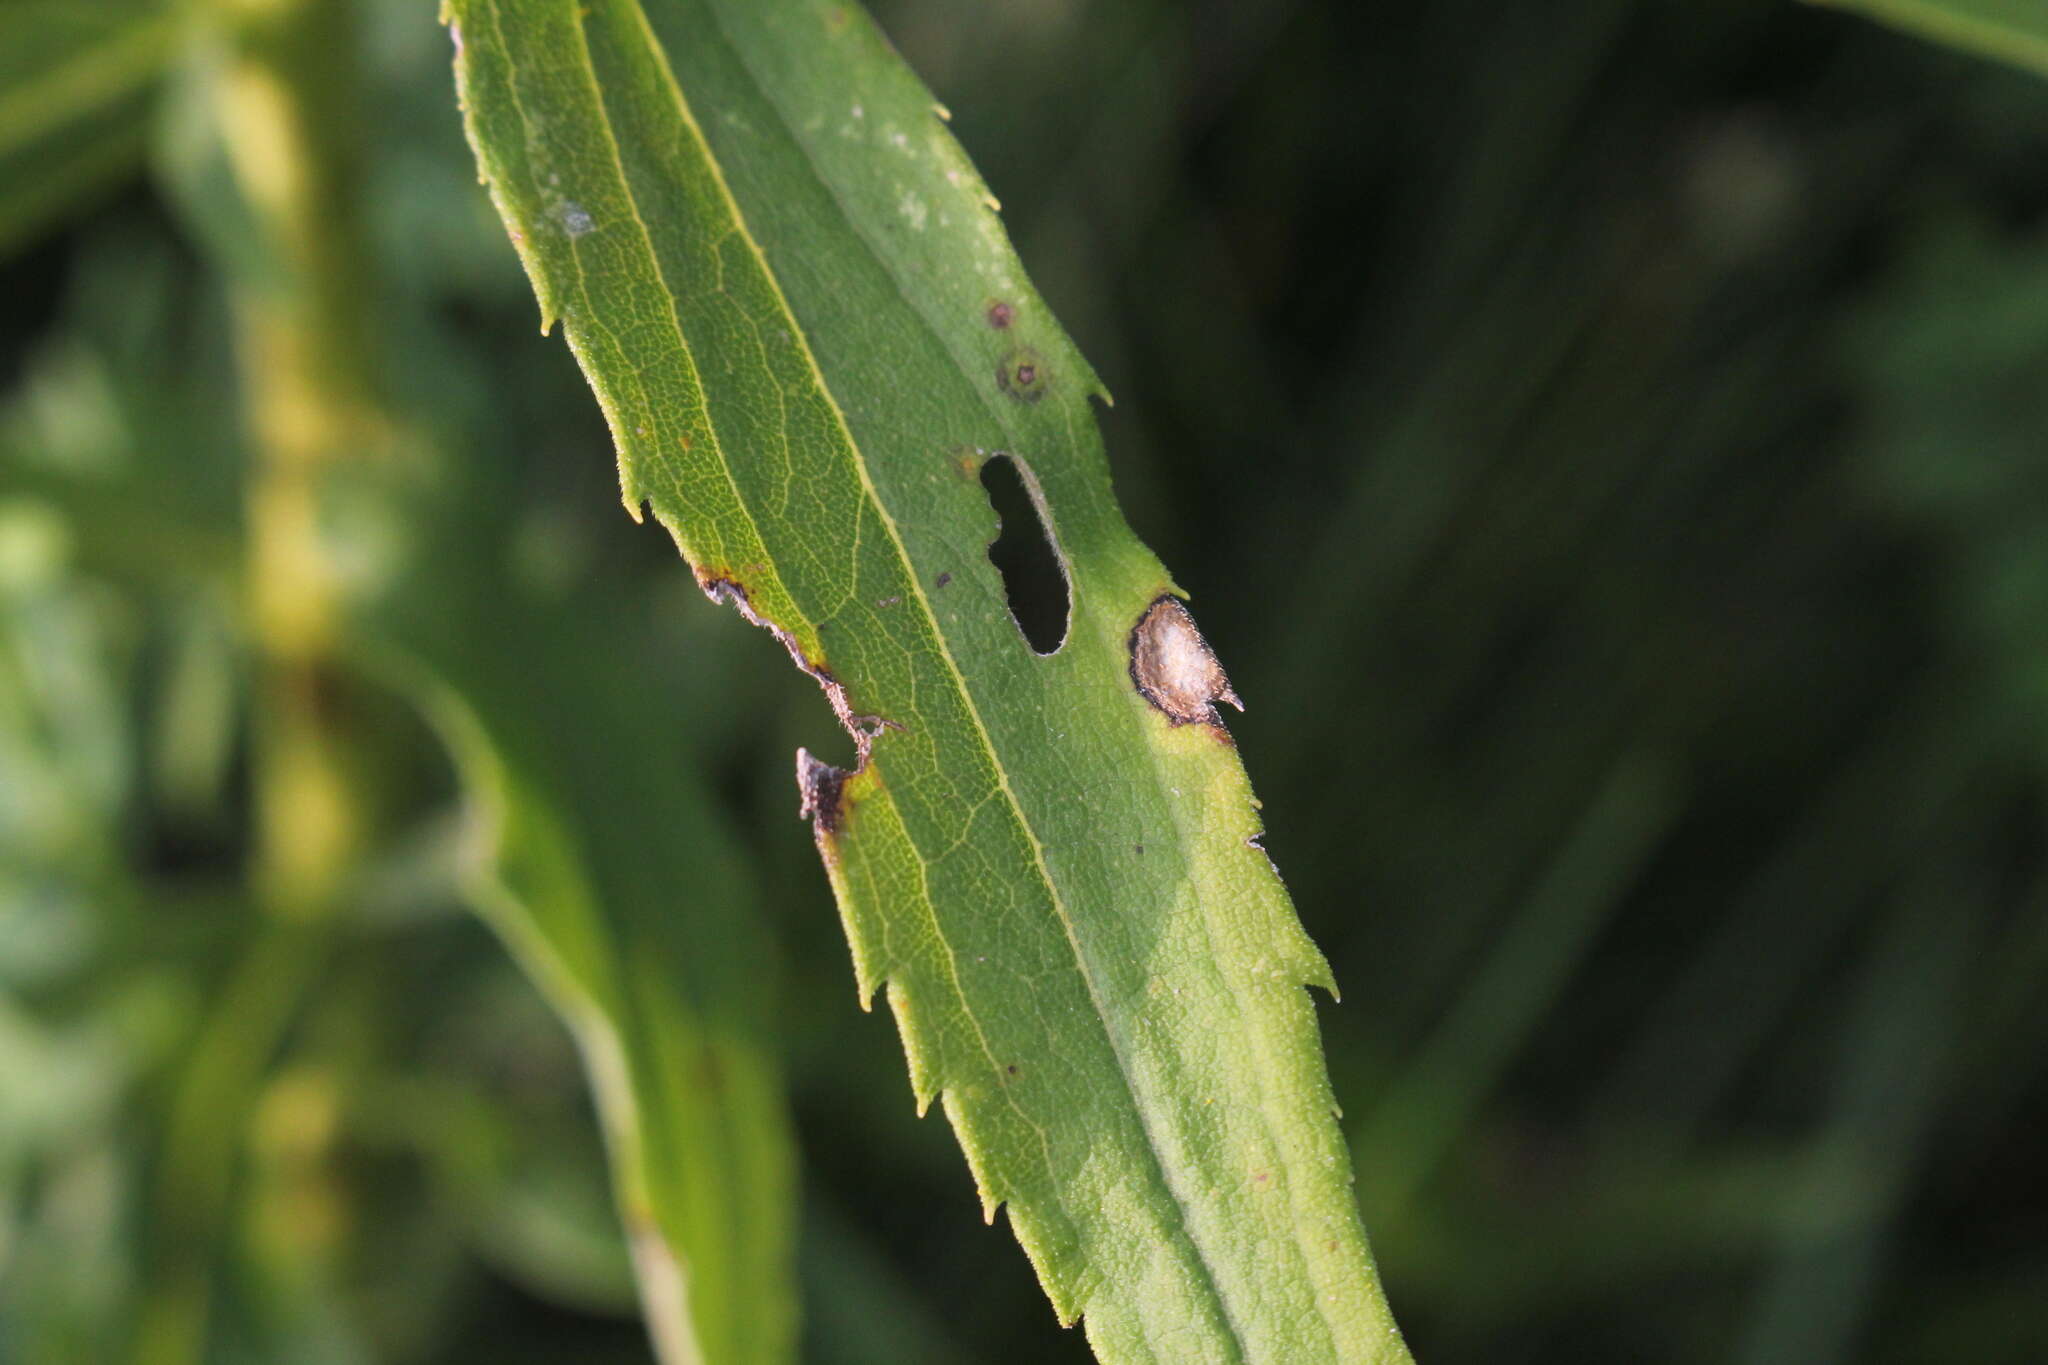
left=3, top=0, right=2047, bottom=1361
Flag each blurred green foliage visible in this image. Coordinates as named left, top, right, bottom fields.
left=3, top=0, right=2047, bottom=1363
left=1815, top=0, right=2048, bottom=78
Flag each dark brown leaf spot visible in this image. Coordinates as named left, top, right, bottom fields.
left=996, top=348, right=1046, bottom=402
left=986, top=300, right=1014, bottom=329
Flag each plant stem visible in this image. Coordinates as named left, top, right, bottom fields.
left=216, top=0, right=384, bottom=920
left=135, top=2, right=383, bottom=1358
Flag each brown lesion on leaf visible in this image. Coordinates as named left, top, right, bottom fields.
left=695, top=569, right=897, bottom=844
left=1128, top=595, right=1243, bottom=728
left=948, top=444, right=985, bottom=479
left=995, top=347, right=1045, bottom=402
left=986, top=299, right=1014, bottom=329
left=797, top=748, right=849, bottom=838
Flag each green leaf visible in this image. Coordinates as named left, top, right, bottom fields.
left=369, top=488, right=800, bottom=1365
left=0, top=0, right=175, bottom=258
left=1810, top=0, right=2048, bottom=78
left=376, top=570, right=798, bottom=1365
left=444, top=1, right=1411, bottom=1361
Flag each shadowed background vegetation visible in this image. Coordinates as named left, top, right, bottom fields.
left=3, top=0, right=2047, bottom=1362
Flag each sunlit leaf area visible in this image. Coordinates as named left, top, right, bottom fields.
left=3, top=1, right=2047, bottom=1362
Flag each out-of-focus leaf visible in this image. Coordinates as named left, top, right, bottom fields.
left=0, top=224, right=244, bottom=581
left=0, top=0, right=176, bottom=258
left=1811, top=0, right=2048, bottom=78
left=0, top=500, right=133, bottom=864
left=1844, top=217, right=2048, bottom=751
left=445, top=1, right=1408, bottom=1360
left=367, top=475, right=798, bottom=1365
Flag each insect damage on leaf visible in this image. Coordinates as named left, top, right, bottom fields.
left=979, top=453, right=1070, bottom=655
left=796, top=748, right=849, bottom=838
left=443, top=0, right=1413, bottom=1349
left=1129, top=595, right=1243, bottom=727
left=696, top=571, right=890, bottom=841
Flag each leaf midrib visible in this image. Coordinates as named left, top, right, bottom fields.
left=678, top=6, right=1366, bottom=1356
left=606, top=0, right=1263, bottom=1352
left=578, top=0, right=1059, bottom=1166
left=486, top=0, right=807, bottom=659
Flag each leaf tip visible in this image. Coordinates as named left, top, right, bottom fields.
left=1308, top=953, right=1341, bottom=1000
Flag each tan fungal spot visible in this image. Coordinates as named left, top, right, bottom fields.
left=1128, top=596, right=1242, bottom=727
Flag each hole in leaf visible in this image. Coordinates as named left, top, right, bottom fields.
left=980, top=454, right=1069, bottom=654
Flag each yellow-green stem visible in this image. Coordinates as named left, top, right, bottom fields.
left=135, top=2, right=383, bottom=1358
left=219, top=0, right=384, bottom=919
